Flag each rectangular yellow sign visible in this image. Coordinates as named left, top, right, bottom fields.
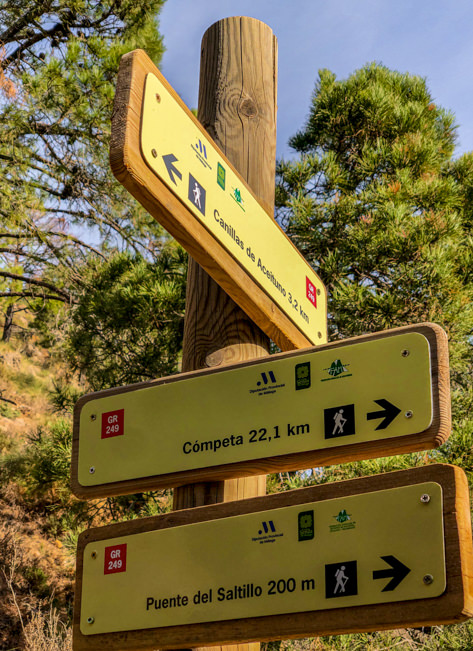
left=73, top=326, right=448, bottom=497
left=79, top=481, right=445, bottom=636
left=140, top=71, right=327, bottom=345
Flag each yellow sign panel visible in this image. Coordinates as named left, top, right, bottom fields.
left=80, top=481, right=445, bottom=635
left=140, top=72, right=327, bottom=345
left=77, top=331, right=432, bottom=489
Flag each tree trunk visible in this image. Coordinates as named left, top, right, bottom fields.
left=2, top=303, right=14, bottom=341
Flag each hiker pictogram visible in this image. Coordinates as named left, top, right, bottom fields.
left=193, top=182, right=201, bottom=208
left=325, top=560, right=358, bottom=598
left=324, top=404, right=355, bottom=439
left=332, top=409, right=347, bottom=435
left=334, top=566, right=349, bottom=593
left=188, top=174, right=206, bottom=215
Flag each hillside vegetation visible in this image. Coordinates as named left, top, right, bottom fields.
left=0, top=334, right=76, bottom=649
left=2, top=3, right=473, bottom=649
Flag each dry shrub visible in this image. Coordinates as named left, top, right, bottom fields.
left=23, top=606, right=72, bottom=651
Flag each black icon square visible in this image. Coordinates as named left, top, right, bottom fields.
left=325, top=560, right=358, bottom=598
left=324, top=404, right=355, bottom=439
left=188, top=173, right=206, bottom=215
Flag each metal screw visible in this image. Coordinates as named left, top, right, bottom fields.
left=151, top=148, right=157, bottom=158
left=91, top=551, right=97, bottom=559
left=401, top=349, right=410, bottom=357
left=90, top=414, right=96, bottom=421
left=89, top=466, right=95, bottom=474
left=155, top=93, right=161, bottom=103
left=87, top=617, right=95, bottom=625
left=420, top=494, right=431, bottom=504
left=317, top=288, right=321, bottom=296
left=423, top=574, right=434, bottom=585
left=405, top=410, right=413, bottom=419
left=317, top=332, right=323, bottom=339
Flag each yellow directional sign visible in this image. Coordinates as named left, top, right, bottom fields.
left=72, top=465, right=473, bottom=649
left=71, top=324, right=450, bottom=498
left=110, top=49, right=327, bottom=351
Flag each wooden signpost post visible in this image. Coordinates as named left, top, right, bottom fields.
left=73, top=464, right=473, bottom=650
left=72, top=15, right=472, bottom=651
left=71, top=323, right=451, bottom=498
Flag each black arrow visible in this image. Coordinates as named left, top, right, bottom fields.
left=162, top=154, right=182, bottom=185
left=366, top=399, right=401, bottom=430
left=373, top=555, right=411, bottom=591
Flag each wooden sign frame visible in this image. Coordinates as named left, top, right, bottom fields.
left=109, top=48, right=327, bottom=352
left=71, top=323, right=451, bottom=499
left=73, top=464, right=473, bottom=649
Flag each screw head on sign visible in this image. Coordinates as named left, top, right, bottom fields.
left=151, top=149, right=158, bottom=158
left=420, top=494, right=431, bottom=504
left=91, top=551, right=97, bottom=559
left=155, top=93, right=161, bottom=103
left=423, top=574, right=434, bottom=585
left=317, top=332, right=322, bottom=338
left=405, top=410, right=413, bottom=419
left=87, top=617, right=95, bottom=625
left=401, top=349, right=410, bottom=357
left=89, top=466, right=95, bottom=474
left=317, top=288, right=321, bottom=296
left=90, top=414, right=96, bottom=421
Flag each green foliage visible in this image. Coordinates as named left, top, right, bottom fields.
left=2, top=419, right=74, bottom=499
left=278, top=63, right=472, bottom=336
left=65, top=245, right=187, bottom=389
left=263, top=621, right=473, bottom=650
left=49, top=380, right=83, bottom=414
left=0, top=400, right=21, bottom=418
left=0, top=414, right=171, bottom=539
left=0, top=0, right=168, bottom=331
left=276, top=62, right=473, bottom=491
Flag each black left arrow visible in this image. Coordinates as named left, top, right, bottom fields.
left=373, top=555, right=411, bottom=591
left=366, top=398, right=401, bottom=430
left=162, top=154, right=182, bottom=185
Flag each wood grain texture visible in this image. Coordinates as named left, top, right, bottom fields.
left=72, top=464, right=473, bottom=650
left=174, top=16, right=277, bottom=510
left=109, top=37, right=327, bottom=352
left=174, top=18, right=276, bottom=651
left=70, top=323, right=451, bottom=499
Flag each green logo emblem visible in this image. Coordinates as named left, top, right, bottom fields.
left=328, top=360, right=348, bottom=377
left=335, top=509, right=351, bottom=523
left=298, top=510, right=314, bottom=541
left=330, top=509, right=356, bottom=532
left=321, top=359, right=351, bottom=382
left=217, top=163, right=226, bottom=190
left=295, top=362, right=311, bottom=390
left=231, top=186, right=245, bottom=211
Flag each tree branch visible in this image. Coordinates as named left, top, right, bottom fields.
left=0, top=270, right=70, bottom=300
left=0, top=291, right=70, bottom=302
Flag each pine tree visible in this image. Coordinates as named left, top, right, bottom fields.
left=275, top=62, right=473, bottom=648
left=0, top=0, right=167, bottom=331
left=66, top=244, right=187, bottom=390
left=276, top=63, right=473, bottom=482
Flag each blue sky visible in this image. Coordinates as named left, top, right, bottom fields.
left=159, top=0, right=473, bottom=160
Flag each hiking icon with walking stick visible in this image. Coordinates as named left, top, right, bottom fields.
left=334, top=565, right=349, bottom=593
left=324, top=404, right=356, bottom=439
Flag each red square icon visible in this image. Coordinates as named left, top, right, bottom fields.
left=101, top=409, right=124, bottom=439
left=104, top=543, right=127, bottom=575
left=306, top=277, right=317, bottom=307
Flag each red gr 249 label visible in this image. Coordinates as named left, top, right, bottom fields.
left=306, top=277, right=317, bottom=307
left=104, top=544, right=127, bottom=575
left=101, top=409, right=124, bottom=439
